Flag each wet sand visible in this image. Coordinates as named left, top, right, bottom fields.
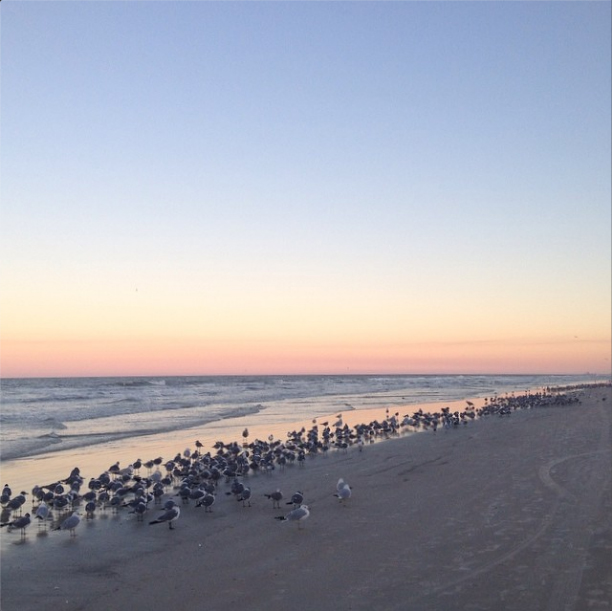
left=1, top=387, right=610, bottom=611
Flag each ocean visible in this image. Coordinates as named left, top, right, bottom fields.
left=1, top=373, right=604, bottom=463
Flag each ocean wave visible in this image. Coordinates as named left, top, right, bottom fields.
left=115, top=379, right=162, bottom=387
left=0, top=402, right=264, bottom=461
left=42, top=418, right=67, bottom=430
left=0, top=393, right=95, bottom=406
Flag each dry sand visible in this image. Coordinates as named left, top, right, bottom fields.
left=1, top=387, right=610, bottom=611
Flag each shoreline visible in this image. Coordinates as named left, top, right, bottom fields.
left=0, top=384, right=603, bottom=513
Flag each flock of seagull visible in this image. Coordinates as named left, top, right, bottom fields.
left=1, top=387, right=588, bottom=540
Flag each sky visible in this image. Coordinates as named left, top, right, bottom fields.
left=1, top=1, right=610, bottom=378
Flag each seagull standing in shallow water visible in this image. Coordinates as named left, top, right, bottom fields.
left=1, top=512, right=31, bottom=537
left=0, top=484, right=11, bottom=504
left=34, top=501, right=50, bottom=524
left=55, top=511, right=81, bottom=536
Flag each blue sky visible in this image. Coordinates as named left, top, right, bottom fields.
left=1, top=2, right=610, bottom=376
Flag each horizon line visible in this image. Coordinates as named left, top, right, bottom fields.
left=2, top=371, right=611, bottom=381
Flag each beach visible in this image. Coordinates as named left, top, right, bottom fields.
left=1, top=385, right=610, bottom=611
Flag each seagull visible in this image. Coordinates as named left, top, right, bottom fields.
left=149, top=505, right=180, bottom=529
left=189, top=488, right=206, bottom=504
left=238, top=487, right=252, bottom=507
left=5, top=492, right=27, bottom=515
left=0, top=484, right=11, bottom=504
left=275, top=504, right=310, bottom=529
left=264, top=489, right=283, bottom=508
left=335, top=478, right=352, bottom=504
left=286, top=491, right=304, bottom=507
left=85, top=501, right=97, bottom=519
left=0, top=512, right=31, bottom=537
left=130, top=501, right=148, bottom=521
left=228, top=479, right=244, bottom=500
left=55, top=511, right=81, bottom=536
left=34, top=502, right=50, bottom=522
left=195, top=493, right=215, bottom=512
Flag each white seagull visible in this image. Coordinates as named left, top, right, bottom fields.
left=335, top=478, right=352, bottom=504
left=55, top=511, right=81, bottom=536
left=34, top=501, right=50, bottom=523
left=275, top=504, right=310, bottom=529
